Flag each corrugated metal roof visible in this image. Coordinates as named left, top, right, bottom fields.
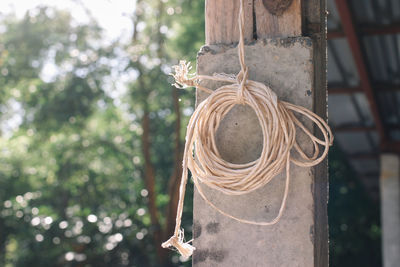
left=327, top=0, right=400, bottom=199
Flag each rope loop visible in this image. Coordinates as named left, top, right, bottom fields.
left=164, top=61, right=333, bottom=257
left=162, top=0, right=333, bottom=258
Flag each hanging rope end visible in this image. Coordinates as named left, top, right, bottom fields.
left=162, top=232, right=195, bottom=258
left=170, top=60, right=197, bottom=89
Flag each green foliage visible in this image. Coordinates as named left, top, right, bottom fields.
left=0, top=1, right=381, bottom=267
left=0, top=1, right=204, bottom=266
left=329, top=145, right=381, bottom=267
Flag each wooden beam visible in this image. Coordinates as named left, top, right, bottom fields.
left=362, top=22, right=400, bottom=36
left=205, top=0, right=253, bottom=44
left=328, top=83, right=400, bottom=94
left=375, top=83, right=400, bottom=93
left=350, top=153, right=379, bottom=160
left=328, top=85, right=363, bottom=94
left=379, top=154, right=400, bottom=265
left=303, top=0, right=329, bottom=265
left=328, top=30, right=345, bottom=39
left=335, top=0, right=387, bottom=141
left=328, top=23, right=400, bottom=39
left=255, top=0, right=301, bottom=38
left=335, top=125, right=375, bottom=132
left=381, top=141, right=400, bottom=154
left=334, top=124, right=400, bottom=133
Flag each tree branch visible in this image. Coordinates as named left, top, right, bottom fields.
left=141, top=106, right=165, bottom=261
left=165, top=86, right=183, bottom=239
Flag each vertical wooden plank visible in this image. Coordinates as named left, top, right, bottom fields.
left=205, top=0, right=253, bottom=44
left=303, top=0, right=328, bottom=266
left=380, top=154, right=400, bottom=267
left=255, top=0, right=302, bottom=38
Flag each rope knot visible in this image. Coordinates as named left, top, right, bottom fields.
left=236, top=66, right=249, bottom=104
left=161, top=229, right=195, bottom=258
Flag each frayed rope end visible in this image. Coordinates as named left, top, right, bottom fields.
left=161, top=230, right=195, bottom=258
left=170, top=60, right=197, bottom=89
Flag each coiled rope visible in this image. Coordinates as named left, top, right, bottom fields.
left=161, top=0, right=333, bottom=258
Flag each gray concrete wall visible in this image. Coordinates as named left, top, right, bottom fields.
left=380, top=154, right=400, bottom=267
left=193, top=38, right=316, bottom=267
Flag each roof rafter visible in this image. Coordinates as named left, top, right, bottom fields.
left=328, top=22, right=400, bottom=39
left=328, top=83, right=400, bottom=94
left=335, top=125, right=375, bottom=132
left=334, top=0, right=387, bottom=141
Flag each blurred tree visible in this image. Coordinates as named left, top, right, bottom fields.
left=124, top=0, right=204, bottom=265
left=0, top=0, right=204, bottom=266
left=329, top=145, right=381, bottom=267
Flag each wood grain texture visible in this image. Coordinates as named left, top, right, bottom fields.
left=205, top=0, right=253, bottom=44
left=255, top=0, right=302, bottom=38
left=262, top=0, right=294, bottom=16
left=303, top=0, right=329, bottom=266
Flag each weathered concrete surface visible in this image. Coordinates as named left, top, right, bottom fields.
left=380, top=154, right=400, bottom=267
left=193, top=38, right=315, bottom=267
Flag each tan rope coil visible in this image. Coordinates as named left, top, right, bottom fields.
left=161, top=0, right=333, bottom=258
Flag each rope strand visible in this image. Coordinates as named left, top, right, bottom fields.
left=162, top=0, right=333, bottom=258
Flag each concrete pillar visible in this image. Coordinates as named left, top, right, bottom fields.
left=193, top=40, right=317, bottom=267
left=192, top=1, right=328, bottom=266
left=380, top=154, right=400, bottom=267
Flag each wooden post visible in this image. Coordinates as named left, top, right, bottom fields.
left=380, top=154, right=400, bottom=267
left=193, top=0, right=327, bottom=266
